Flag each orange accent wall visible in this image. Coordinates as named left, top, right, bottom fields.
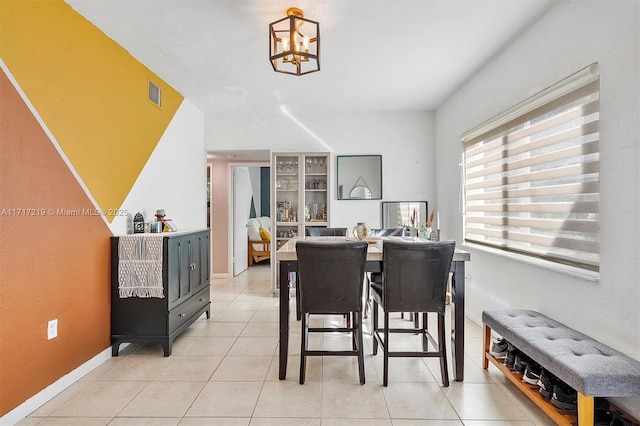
left=0, top=69, right=112, bottom=415
left=0, top=0, right=183, bottom=221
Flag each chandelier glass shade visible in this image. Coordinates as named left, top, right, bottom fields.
left=269, top=8, right=320, bottom=76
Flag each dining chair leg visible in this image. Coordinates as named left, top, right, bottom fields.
left=438, top=312, right=449, bottom=387
left=372, top=300, right=379, bottom=355
left=352, top=312, right=357, bottom=351
left=356, top=313, right=365, bottom=384
left=383, top=312, right=390, bottom=386
left=363, top=276, right=371, bottom=319
left=300, top=313, right=308, bottom=384
left=422, top=312, right=429, bottom=352
left=295, top=277, right=301, bottom=321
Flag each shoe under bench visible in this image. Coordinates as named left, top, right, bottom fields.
left=482, top=309, right=640, bottom=426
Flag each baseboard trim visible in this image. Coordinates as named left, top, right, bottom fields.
left=0, top=346, right=114, bottom=426
left=211, top=272, right=231, bottom=279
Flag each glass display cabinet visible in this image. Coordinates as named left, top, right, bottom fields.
left=271, top=152, right=330, bottom=293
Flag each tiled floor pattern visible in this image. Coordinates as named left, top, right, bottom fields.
left=17, top=264, right=555, bottom=425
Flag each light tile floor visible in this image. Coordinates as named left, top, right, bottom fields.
left=18, top=264, right=555, bottom=425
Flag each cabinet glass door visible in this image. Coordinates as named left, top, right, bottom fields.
left=274, top=155, right=300, bottom=250
left=303, top=154, right=328, bottom=233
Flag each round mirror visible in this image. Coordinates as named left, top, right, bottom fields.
left=349, top=185, right=372, bottom=199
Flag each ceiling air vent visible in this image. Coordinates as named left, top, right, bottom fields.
left=148, top=81, right=162, bottom=107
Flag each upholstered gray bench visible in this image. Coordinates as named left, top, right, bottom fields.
left=482, top=309, right=640, bottom=426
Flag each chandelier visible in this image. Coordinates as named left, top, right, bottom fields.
left=269, top=7, right=320, bottom=76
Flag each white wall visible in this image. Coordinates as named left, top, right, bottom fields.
left=206, top=110, right=436, bottom=233
left=111, top=99, right=207, bottom=235
left=435, top=0, right=640, bottom=360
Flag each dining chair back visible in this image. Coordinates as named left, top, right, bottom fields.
left=296, top=240, right=368, bottom=384
left=382, top=240, right=455, bottom=313
left=372, top=239, right=456, bottom=386
left=305, top=227, right=348, bottom=236
left=295, top=227, right=347, bottom=321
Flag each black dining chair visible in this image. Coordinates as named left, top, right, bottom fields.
left=296, top=227, right=347, bottom=320
left=371, top=239, right=456, bottom=387
left=296, top=240, right=368, bottom=384
left=305, top=227, right=348, bottom=236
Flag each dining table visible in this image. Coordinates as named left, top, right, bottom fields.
left=276, top=235, right=471, bottom=381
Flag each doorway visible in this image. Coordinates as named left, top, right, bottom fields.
left=207, top=151, right=270, bottom=278
left=230, top=164, right=270, bottom=276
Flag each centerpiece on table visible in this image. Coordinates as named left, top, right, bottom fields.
left=407, top=208, right=418, bottom=237
left=353, top=222, right=372, bottom=240
left=424, top=209, right=440, bottom=241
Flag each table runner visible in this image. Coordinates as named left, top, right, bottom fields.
left=117, top=234, right=164, bottom=298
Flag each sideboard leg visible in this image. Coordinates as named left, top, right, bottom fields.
left=163, top=341, right=172, bottom=357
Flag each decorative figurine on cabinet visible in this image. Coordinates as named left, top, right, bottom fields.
left=133, top=212, right=145, bottom=234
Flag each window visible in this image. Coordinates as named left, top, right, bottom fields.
left=462, top=64, right=600, bottom=272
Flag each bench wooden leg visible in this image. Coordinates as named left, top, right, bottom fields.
left=577, top=392, right=594, bottom=426
left=482, top=324, right=491, bottom=369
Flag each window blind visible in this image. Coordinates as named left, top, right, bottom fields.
left=462, top=64, right=600, bottom=271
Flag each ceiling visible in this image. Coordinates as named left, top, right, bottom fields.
left=65, top=0, right=556, bottom=158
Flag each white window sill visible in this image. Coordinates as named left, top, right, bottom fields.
left=461, top=242, right=600, bottom=282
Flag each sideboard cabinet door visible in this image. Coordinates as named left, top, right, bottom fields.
left=192, top=231, right=210, bottom=295
left=168, top=235, right=194, bottom=309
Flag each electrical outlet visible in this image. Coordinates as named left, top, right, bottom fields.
left=47, top=319, right=58, bottom=340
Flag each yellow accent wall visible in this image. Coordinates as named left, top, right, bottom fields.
left=0, top=0, right=183, bottom=221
